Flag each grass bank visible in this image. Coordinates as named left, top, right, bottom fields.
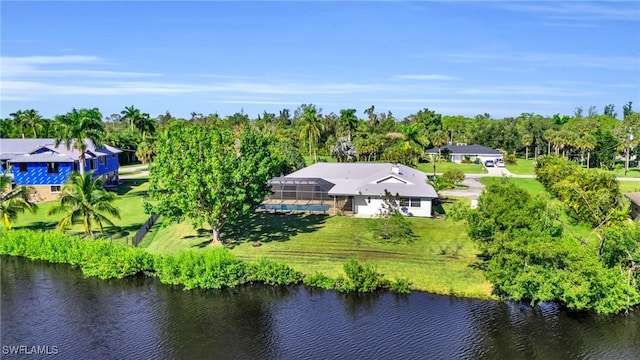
left=7, top=178, right=151, bottom=244
left=142, top=210, right=492, bottom=298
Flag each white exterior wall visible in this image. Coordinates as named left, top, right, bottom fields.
left=477, top=154, right=503, bottom=163
left=353, top=196, right=433, bottom=217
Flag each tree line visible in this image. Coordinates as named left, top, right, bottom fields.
left=2, top=102, right=639, bottom=170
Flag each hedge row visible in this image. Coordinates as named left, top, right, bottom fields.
left=0, top=230, right=410, bottom=293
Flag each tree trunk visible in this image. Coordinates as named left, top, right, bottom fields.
left=547, top=141, right=551, bottom=155
left=79, top=155, right=86, bottom=175
left=210, top=227, right=221, bottom=244
left=348, top=129, right=351, bottom=142
left=587, top=151, right=591, bottom=169
left=625, top=146, right=630, bottom=176
left=33, top=127, right=37, bottom=138
left=525, top=147, right=529, bottom=161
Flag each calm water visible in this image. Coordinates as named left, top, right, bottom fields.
left=2, top=256, right=640, bottom=359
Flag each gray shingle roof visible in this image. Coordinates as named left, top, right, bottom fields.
left=425, top=144, right=502, bottom=156
left=625, top=192, right=640, bottom=205
left=9, top=153, right=75, bottom=163
left=281, top=163, right=438, bottom=198
left=0, top=138, right=122, bottom=161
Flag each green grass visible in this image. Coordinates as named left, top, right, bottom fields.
left=303, top=156, right=487, bottom=174
left=506, top=159, right=536, bottom=175
left=611, top=166, right=640, bottom=179
left=304, top=156, right=336, bottom=166
left=416, top=161, right=487, bottom=175
left=141, top=211, right=492, bottom=298
left=619, top=181, right=640, bottom=195
left=7, top=178, right=151, bottom=244
left=479, top=177, right=547, bottom=196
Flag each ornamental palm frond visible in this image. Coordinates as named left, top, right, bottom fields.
left=47, top=171, right=120, bottom=236
left=0, top=172, right=37, bottom=229
left=54, top=108, right=106, bottom=175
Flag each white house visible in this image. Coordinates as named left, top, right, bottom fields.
left=425, top=144, right=503, bottom=164
left=265, top=163, right=438, bottom=217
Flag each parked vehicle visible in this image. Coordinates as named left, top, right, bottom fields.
left=484, top=160, right=495, bottom=167
left=495, top=160, right=505, bottom=167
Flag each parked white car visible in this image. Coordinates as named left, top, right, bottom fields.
left=495, top=160, right=505, bottom=167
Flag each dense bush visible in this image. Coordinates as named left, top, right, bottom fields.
left=154, top=249, right=248, bottom=290
left=458, top=179, right=640, bottom=314
left=1, top=230, right=411, bottom=295
left=0, top=230, right=154, bottom=279
left=535, top=155, right=622, bottom=227
left=246, top=258, right=303, bottom=285
left=442, top=168, right=465, bottom=186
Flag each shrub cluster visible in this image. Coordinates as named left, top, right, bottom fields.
left=535, top=155, right=622, bottom=227
left=0, top=231, right=410, bottom=294
left=303, top=258, right=411, bottom=294
left=0, top=230, right=154, bottom=279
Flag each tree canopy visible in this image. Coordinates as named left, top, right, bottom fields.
left=148, top=123, right=283, bottom=243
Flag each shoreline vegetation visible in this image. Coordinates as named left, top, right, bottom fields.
left=0, top=230, right=420, bottom=295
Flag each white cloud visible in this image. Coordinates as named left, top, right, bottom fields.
left=499, top=2, right=640, bottom=22
left=1, top=55, right=160, bottom=78
left=394, top=74, right=458, bottom=81
left=445, top=52, right=639, bottom=70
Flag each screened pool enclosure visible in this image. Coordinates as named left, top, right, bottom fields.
left=260, top=177, right=347, bottom=214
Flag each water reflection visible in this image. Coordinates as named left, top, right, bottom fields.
left=2, top=256, right=639, bottom=360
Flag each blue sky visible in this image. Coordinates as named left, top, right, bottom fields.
left=1, top=1, right=639, bottom=120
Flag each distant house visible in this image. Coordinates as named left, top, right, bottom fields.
left=626, top=193, right=640, bottom=221
left=1, top=138, right=121, bottom=201
left=425, top=144, right=503, bottom=164
left=265, top=163, right=438, bottom=217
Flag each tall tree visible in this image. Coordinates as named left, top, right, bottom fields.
left=54, top=108, right=106, bottom=175
left=298, top=106, right=324, bottom=163
left=339, top=109, right=359, bottom=141
left=148, top=124, right=283, bottom=243
left=121, top=105, right=149, bottom=132
left=47, top=171, right=120, bottom=236
left=9, top=110, right=28, bottom=138
left=0, top=172, right=37, bottom=229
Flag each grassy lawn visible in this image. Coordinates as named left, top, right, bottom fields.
left=141, top=212, right=492, bottom=298
left=7, top=178, right=151, bottom=244
left=619, top=181, right=640, bottom=194
left=506, top=159, right=536, bottom=175
left=304, top=156, right=336, bottom=166
left=479, top=177, right=547, bottom=196
left=611, top=166, right=640, bottom=179
left=416, top=161, right=487, bottom=175
left=303, top=156, right=487, bottom=174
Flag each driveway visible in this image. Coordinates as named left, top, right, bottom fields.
left=440, top=165, right=521, bottom=199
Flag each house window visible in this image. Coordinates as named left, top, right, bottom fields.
left=47, top=162, right=59, bottom=174
left=399, top=198, right=421, bottom=208
left=19, top=163, right=27, bottom=173
left=100, top=156, right=106, bottom=165
left=74, top=162, right=78, bottom=171
left=50, top=185, right=61, bottom=193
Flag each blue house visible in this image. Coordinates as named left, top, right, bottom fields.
left=1, top=138, right=122, bottom=201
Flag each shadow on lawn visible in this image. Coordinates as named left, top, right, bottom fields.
left=220, top=212, right=328, bottom=248
left=109, top=178, right=149, bottom=197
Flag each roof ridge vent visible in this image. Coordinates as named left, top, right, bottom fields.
left=391, top=164, right=400, bottom=175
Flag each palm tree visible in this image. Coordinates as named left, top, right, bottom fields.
left=339, top=109, right=359, bottom=141
left=136, top=115, right=156, bottom=140
left=54, top=108, right=106, bottom=175
left=121, top=105, right=149, bottom=132
left=330, top=138, right=358, bottom=162
left=521, top=133, right=533, bottom=160
left=9, top=110, right=27, bottom=138
left=0, top=171, right=37, bottom=229
left=299, top=106, right=324, bottom=163
left=22, top=109, right=43, bottom=138
left=47, top=171, right=120, bottom=236
left=430, top=130, right=448, bottom=155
